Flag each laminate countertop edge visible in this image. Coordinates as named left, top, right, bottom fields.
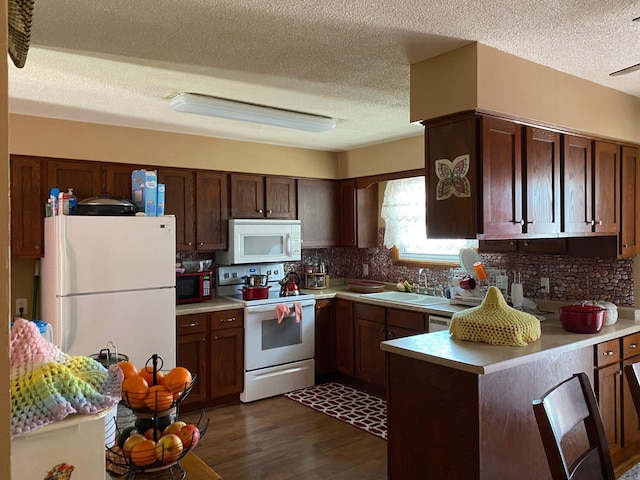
left=380, top=319, right=640, bottom=375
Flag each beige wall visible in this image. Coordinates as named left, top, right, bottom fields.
left=337, top=135, right=424, bottom=179
left=9, top=114, right=341, bottom=179
left=411, top=42, right=640, bottom=144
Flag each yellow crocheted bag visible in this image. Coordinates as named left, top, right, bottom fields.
left=449, top=286, right=541, bottom=347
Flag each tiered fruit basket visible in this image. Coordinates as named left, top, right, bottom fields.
left=105, top=354, right=209, bottom=479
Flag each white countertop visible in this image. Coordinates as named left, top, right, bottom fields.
left=380, top=316, right=640, bottom=375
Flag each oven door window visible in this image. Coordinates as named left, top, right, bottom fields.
left=262, top=317, right=302, bottom=350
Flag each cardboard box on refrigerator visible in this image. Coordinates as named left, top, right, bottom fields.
left=131, top=169, right=158, bottom=216
left=157, top=183, right=165, bottom=216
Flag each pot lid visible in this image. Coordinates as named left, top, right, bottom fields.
left=77, top=192, right=137, bottom=208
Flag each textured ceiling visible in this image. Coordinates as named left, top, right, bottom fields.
left=8, top=0, right=640, bottom=152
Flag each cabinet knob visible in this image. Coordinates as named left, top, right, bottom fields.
left=597, top=220, right=603, bottom=226
left=199, top=242, right=204, bottom=246
left=220, top=317, right=236, bottom=323
left=587, top=220, right=595, bottom=226
left=201, top=337, right=206, bottom=342
left=187, top=242, right=193, bottom=246
left=34, top=245, right=40, bottom=250
left=624, top=243, right=630, bottom=248
left=181, top=322, right=199, bottom=328
left=527, top=220, right=535, bottom=226
left=514, top=219, right=525, bottom=226
left=213, top=336, right=218, bottom=340
left=258, top=209, right=263, bottom=214
left=268, top=210, right=273, bottom=214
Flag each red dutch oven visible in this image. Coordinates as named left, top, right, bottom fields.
left=558, top=304, right=605, bottom=334
left=240, top=285, right=271, bottom=301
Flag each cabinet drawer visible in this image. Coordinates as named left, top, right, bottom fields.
left=176, top=313, right=207, bottom=335
left=623, top=333, right=640, bottom=359
left=386, top=308, right=426, bottom=332
left=211, top=309, right=244, bottom=330
left=595, top=339, right=621, bottom=367
left=354, top=303, right=385, bottom=324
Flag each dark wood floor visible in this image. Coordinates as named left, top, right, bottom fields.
left=180, top=395, right=388, bottom=480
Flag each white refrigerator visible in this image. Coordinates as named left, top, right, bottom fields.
left=40, top=215, right=177, bottom=370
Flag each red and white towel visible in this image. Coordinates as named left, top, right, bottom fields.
left=276, top=302, right=303, bottom=323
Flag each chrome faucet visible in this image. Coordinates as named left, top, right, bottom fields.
left=417, top=268, right=429, bottom=295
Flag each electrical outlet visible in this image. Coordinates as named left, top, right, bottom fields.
left=540, top=278, right=550, bottom=294
left=15, top=298, right=27, bottom=317
left=362, top=264, right=369, bottom=277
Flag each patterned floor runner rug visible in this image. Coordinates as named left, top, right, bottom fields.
left=284, top=382, right=387, bottom=440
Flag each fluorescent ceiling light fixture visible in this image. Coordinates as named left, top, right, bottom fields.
left=169, top=92, right=335, bottom=132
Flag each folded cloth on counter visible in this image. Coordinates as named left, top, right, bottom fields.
left=10, top=318, right=123, bottom=437
left=294, top=302, right=303, bottom=323
left=449, top=286, right=541, bottom=347
left=277, top=303, right=290, bottom=323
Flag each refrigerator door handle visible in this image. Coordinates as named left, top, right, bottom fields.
left=59, top=295, right=74, bottom=352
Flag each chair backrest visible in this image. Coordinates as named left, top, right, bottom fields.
left=624, top=362, right=640, bottom=417
left=532, top=372, right=615, bottom=480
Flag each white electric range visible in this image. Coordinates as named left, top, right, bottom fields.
left=216, top=263, right=316, bottom=402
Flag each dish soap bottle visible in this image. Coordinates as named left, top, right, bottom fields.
left=67, top=188, right=77, bottom=215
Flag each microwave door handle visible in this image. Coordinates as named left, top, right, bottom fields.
left=285, top=233, right=292, bottom=256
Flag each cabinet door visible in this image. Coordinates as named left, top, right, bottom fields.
left=524, top=127, right=561, bottom=234
left=47, top=159, right=102, bottom=202
left=315, top=299, right=336, bottom=376
left=265, top=177, right=296, bottom=219
left=230, top=174, right=264, bottom=218
left=210, top=327, right=244, bottom=398
left=103, top=163, right=148, bottom=200
left=298, top=179, right=340, bottom=248
left=481, top=117, right=523, bottom=236
left=195, top=172, right=228, bottom=250
left=593, top=141, right=620, bottom=234
left=563, top=135, right=593, bottom=234
left=158, top=169, right=196, bottom=251
left=335, top=299, right=354, bottom=376
left=176, top=331, right=208, bottom=407
left=596, top=362, right=622, bottom=455
left=11, top=156, right=43, bottom=257
left=339, top=179, right=357, bottom=246
left=620, top=146, right=640, bottom=258
left=354, top=303, right=385, bottom=387
left=386, top=308, right=426, bottom=340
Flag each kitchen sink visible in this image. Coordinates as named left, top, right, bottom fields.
left=362, top=291, right=450, bottom=306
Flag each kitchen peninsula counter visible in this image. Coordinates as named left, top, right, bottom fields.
left=382, top=314, right=640, bottom=480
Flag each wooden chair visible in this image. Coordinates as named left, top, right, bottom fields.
left=532, top=372, right=615, bottom=480
left=624, top=362, right=640, bottom=417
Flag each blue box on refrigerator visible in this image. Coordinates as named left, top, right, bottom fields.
left=157, top=183, right=165, bottom=216
left=131, top=169, right=158, bottom=216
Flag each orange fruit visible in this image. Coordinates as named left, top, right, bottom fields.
left=122, top=375, right=149, bottom=410
left=139, top=366, right=165, bottom=386
left=117, top=361, right=138, bottom=379
left=164, top=367, right=193, bottom=395
left=130, top=439, right=157, bottom=467
left=144, top=385, right=174, bottom=412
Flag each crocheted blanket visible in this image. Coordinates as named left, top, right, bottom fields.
left=10, top=318, right=123, bottom=437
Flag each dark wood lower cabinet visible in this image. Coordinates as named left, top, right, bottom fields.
left=176, top=308, right=244, bottom=412
left=335, top=299, right=355, bottom=376
left=315, top=299, right=337, bottom=376
left=354, top=303, right=386, bottom=387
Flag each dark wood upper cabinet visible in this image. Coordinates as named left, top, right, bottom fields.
left=593, top=141, right=620, bottom=234
left=563, top=134, right=593, bottom=234
left=620, top=145, right=640, bottom=258
left=195, top=171, right=228, bottom=250
left=11, top=156, right=43, bottom=257
left=230, top=173, right=296, bottom=219
left=47, top=159, right=102, bottom=202
left=298, top=179, right=340, bottom=248
left=158, top=169, right=196, bottom=251
left=339, top=179, right=378, bottom=248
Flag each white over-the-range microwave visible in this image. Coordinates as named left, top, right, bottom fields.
left=216, top=218, right=302, bottom=265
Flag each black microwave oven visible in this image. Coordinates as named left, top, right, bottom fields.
left=176, top=271, right=213, bottom=304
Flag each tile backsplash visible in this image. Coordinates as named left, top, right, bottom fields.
left=204, top=229, right=634, bottom=307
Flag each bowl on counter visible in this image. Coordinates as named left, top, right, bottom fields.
left=559, top=304, right=605, bottom=334
left=181, top=260, right=213, bottom=272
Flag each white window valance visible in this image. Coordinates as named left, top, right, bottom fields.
left=380, top=176, right=426, bottom=250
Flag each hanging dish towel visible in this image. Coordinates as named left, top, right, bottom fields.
left=294, top=302, right=303, bottom=323
left=276, top=303, right=290, bottom=323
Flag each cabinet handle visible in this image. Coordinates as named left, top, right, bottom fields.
left=587, top=220, right=595, bottom=226
left=201, top=337, right=206, bottom=342
left=527, top=220, right=535, bottom=225
left=603, top=350, right=615, bottom=356
left=199, top=242, right=204, bottom=246
left=34, top=245, right=40, bottom=249
left=513, top=219, right=525, bottom=226
left=624, top=243, right=630, bottom=248
left=220, top=317, right=236, bottom=323
left=522, top=241, right=530, bottom=247
left=629, top=343, right=638, bottom=349
left=181, top=322, right=199, bottom=328
left=258, top=209, right=263, bottom=214
left=187, top=242, right=193, bottom=246
left=597, top=220, right=603, bottom=225
left=213, top=336, right=218, bottom=340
